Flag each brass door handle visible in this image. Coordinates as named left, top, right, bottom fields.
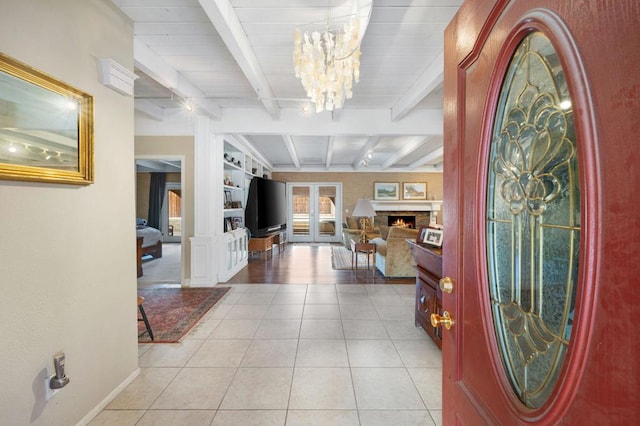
left=439, top=277, right=454, bottom=293
left=430, top=311, right=455, bottom=330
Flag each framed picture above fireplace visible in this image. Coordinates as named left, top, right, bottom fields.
left=403, top=182, right=427, bottom=200
left=374, top=182, right=400, bottom=200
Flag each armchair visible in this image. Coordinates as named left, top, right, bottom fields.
left=370, top=226, right=419, bottom=277
left=342, top=216, right=381, bottom=250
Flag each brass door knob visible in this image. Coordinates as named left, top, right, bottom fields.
left=439, top=277, right=454, bottom=293
left=430, top=311, right=455, bottom=330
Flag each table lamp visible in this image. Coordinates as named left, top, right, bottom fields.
left=352, top=199, right=377, bottom=241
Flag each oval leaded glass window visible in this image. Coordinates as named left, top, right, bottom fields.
left=486, top=32, right=580, bottom=409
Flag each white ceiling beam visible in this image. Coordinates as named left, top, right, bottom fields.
left=391, top=52, right=444, bottom=121
left=158, top=160, right=182, bottom=170
left=185, top=107, right=443, bottom=136
left=353, top=136, right=382, bottom=170
left=135, top=159, right=176, bottom=172
left=198, top=0, right=280, bottom=119
left=381, top=136, right=429, bottom=169
left=408, top=146, right=444, bottom=170
left=133, top=38, right=178, bottom=89
left=283, top=135, right=301, bottom=169
left=231, top=134, right=274, bottom=170
left=134, top=39, right=222, bottom=119
left=325, top=136, right=335, bottom=169
left=134, top=99, right=165, bottom=121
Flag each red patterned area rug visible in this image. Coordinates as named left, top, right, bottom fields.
left=138, top=287, right=230, bottom=343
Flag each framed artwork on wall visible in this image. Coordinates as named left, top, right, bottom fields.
left=403, top=182, right=427, bottom=200
left=0, top=52, right=94, bottom=185
left=374, top=182, right=400, bottom=200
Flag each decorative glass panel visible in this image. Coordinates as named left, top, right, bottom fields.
left=292, top=186, right=311, bottom=236
left=486, top=32, right=580, bottom=409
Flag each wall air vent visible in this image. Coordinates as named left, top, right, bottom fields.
left=99, top=59, right=138, bottom=96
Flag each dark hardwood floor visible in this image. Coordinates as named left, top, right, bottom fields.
left=226, top=243, right=414, bottom=285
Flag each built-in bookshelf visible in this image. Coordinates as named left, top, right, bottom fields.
left=218, top=139, right=272, bottom=282
left=223, top=140, right=272, bottom=234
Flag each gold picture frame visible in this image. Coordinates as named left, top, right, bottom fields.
left=374, top=182, right=399, bottom=200
left=403, top=182, right=427, bottom=200
left=0, top=53, right=94, bottom=185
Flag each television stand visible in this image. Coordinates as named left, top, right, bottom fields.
left=248, top=231, right=286, bottom=258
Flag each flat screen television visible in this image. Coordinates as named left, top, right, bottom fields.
left=244, top=177, right=287, bottom=238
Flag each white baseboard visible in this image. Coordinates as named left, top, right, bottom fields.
left=75, top=367, right=141, bottom=426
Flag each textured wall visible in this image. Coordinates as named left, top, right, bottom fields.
left=272, top=171, right=443, bottom=219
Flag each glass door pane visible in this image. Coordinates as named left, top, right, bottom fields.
left=316, top=185, right=338, bottom=241
left=486, top=32, right=580, bottom=409
left=292, top=185, right=311, bottom=240
left=288, top=183, right=342, bottom=243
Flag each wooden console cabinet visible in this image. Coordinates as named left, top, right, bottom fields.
left=248, top=230, right=286, bottom=258
left=407, top=240, right=443, bottom=348
left=248, top=234, right=274, bottom=258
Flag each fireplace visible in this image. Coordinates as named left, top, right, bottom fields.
left=387, top=215, right=416, bottom=228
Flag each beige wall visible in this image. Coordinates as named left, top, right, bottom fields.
left=273, top=171, right=443, bottom=221
left=135, top=136, right=195, bottom=281
left=0, top=1, right=138, bottom=424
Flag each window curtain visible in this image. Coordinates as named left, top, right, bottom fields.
left=147, top=172, right=166, bottom=230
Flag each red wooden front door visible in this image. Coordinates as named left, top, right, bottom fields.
left=442, top=0, right=640, bottom=424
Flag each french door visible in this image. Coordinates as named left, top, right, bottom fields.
left=441, top=0, right=639, bottom=423
left=287, top=183, right=342, bottom=243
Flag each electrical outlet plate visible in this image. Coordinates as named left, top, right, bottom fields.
left=45, top=376, right=60, bottom=401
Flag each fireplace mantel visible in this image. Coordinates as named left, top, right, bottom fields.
left=371, top=200, right=442, bottom=212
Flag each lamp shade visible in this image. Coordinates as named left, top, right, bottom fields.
left=352, top=199, right=376, bottom=217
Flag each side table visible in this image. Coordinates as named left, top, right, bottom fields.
left=350, top=239, right=376, bottom=271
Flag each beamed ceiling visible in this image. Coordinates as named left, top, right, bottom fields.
left=113, top=0, right=463, bottom=172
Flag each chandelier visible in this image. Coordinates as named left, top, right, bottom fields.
left=293, top=14, right=362, bottom=113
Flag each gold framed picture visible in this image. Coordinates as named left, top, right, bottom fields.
left=374, top=182, right=399, bottom=200
left=403, top=182, right=427, bottom=200
left=0, top=53, right=94, bottom=184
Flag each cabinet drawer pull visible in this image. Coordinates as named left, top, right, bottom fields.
left=420, top=295, right=426, bottom=304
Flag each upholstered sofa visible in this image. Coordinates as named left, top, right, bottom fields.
left=342, top=216, right=381, bottom=250
left=370, top=226, right=419, bottom=277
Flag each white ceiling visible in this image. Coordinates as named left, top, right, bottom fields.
left=113, top=0, right=462, bottom=172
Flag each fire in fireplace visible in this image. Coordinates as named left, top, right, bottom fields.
left=388, top=215, right=416, bottom=228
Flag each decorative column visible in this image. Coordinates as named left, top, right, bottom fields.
left=189, top=114, right=222, bottom=286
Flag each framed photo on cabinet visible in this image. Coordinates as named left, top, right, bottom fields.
left=423, top=228, right=443, bottom=247
left=417, top=226, right=428, bottom=243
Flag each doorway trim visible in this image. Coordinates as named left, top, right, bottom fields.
left=135, top=155, right=186, bottom=284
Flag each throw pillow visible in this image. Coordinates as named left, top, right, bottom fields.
left=346, top=216, right=359, bottom=229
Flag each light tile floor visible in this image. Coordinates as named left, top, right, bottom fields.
left=91, top=284, right=443, bottom=426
